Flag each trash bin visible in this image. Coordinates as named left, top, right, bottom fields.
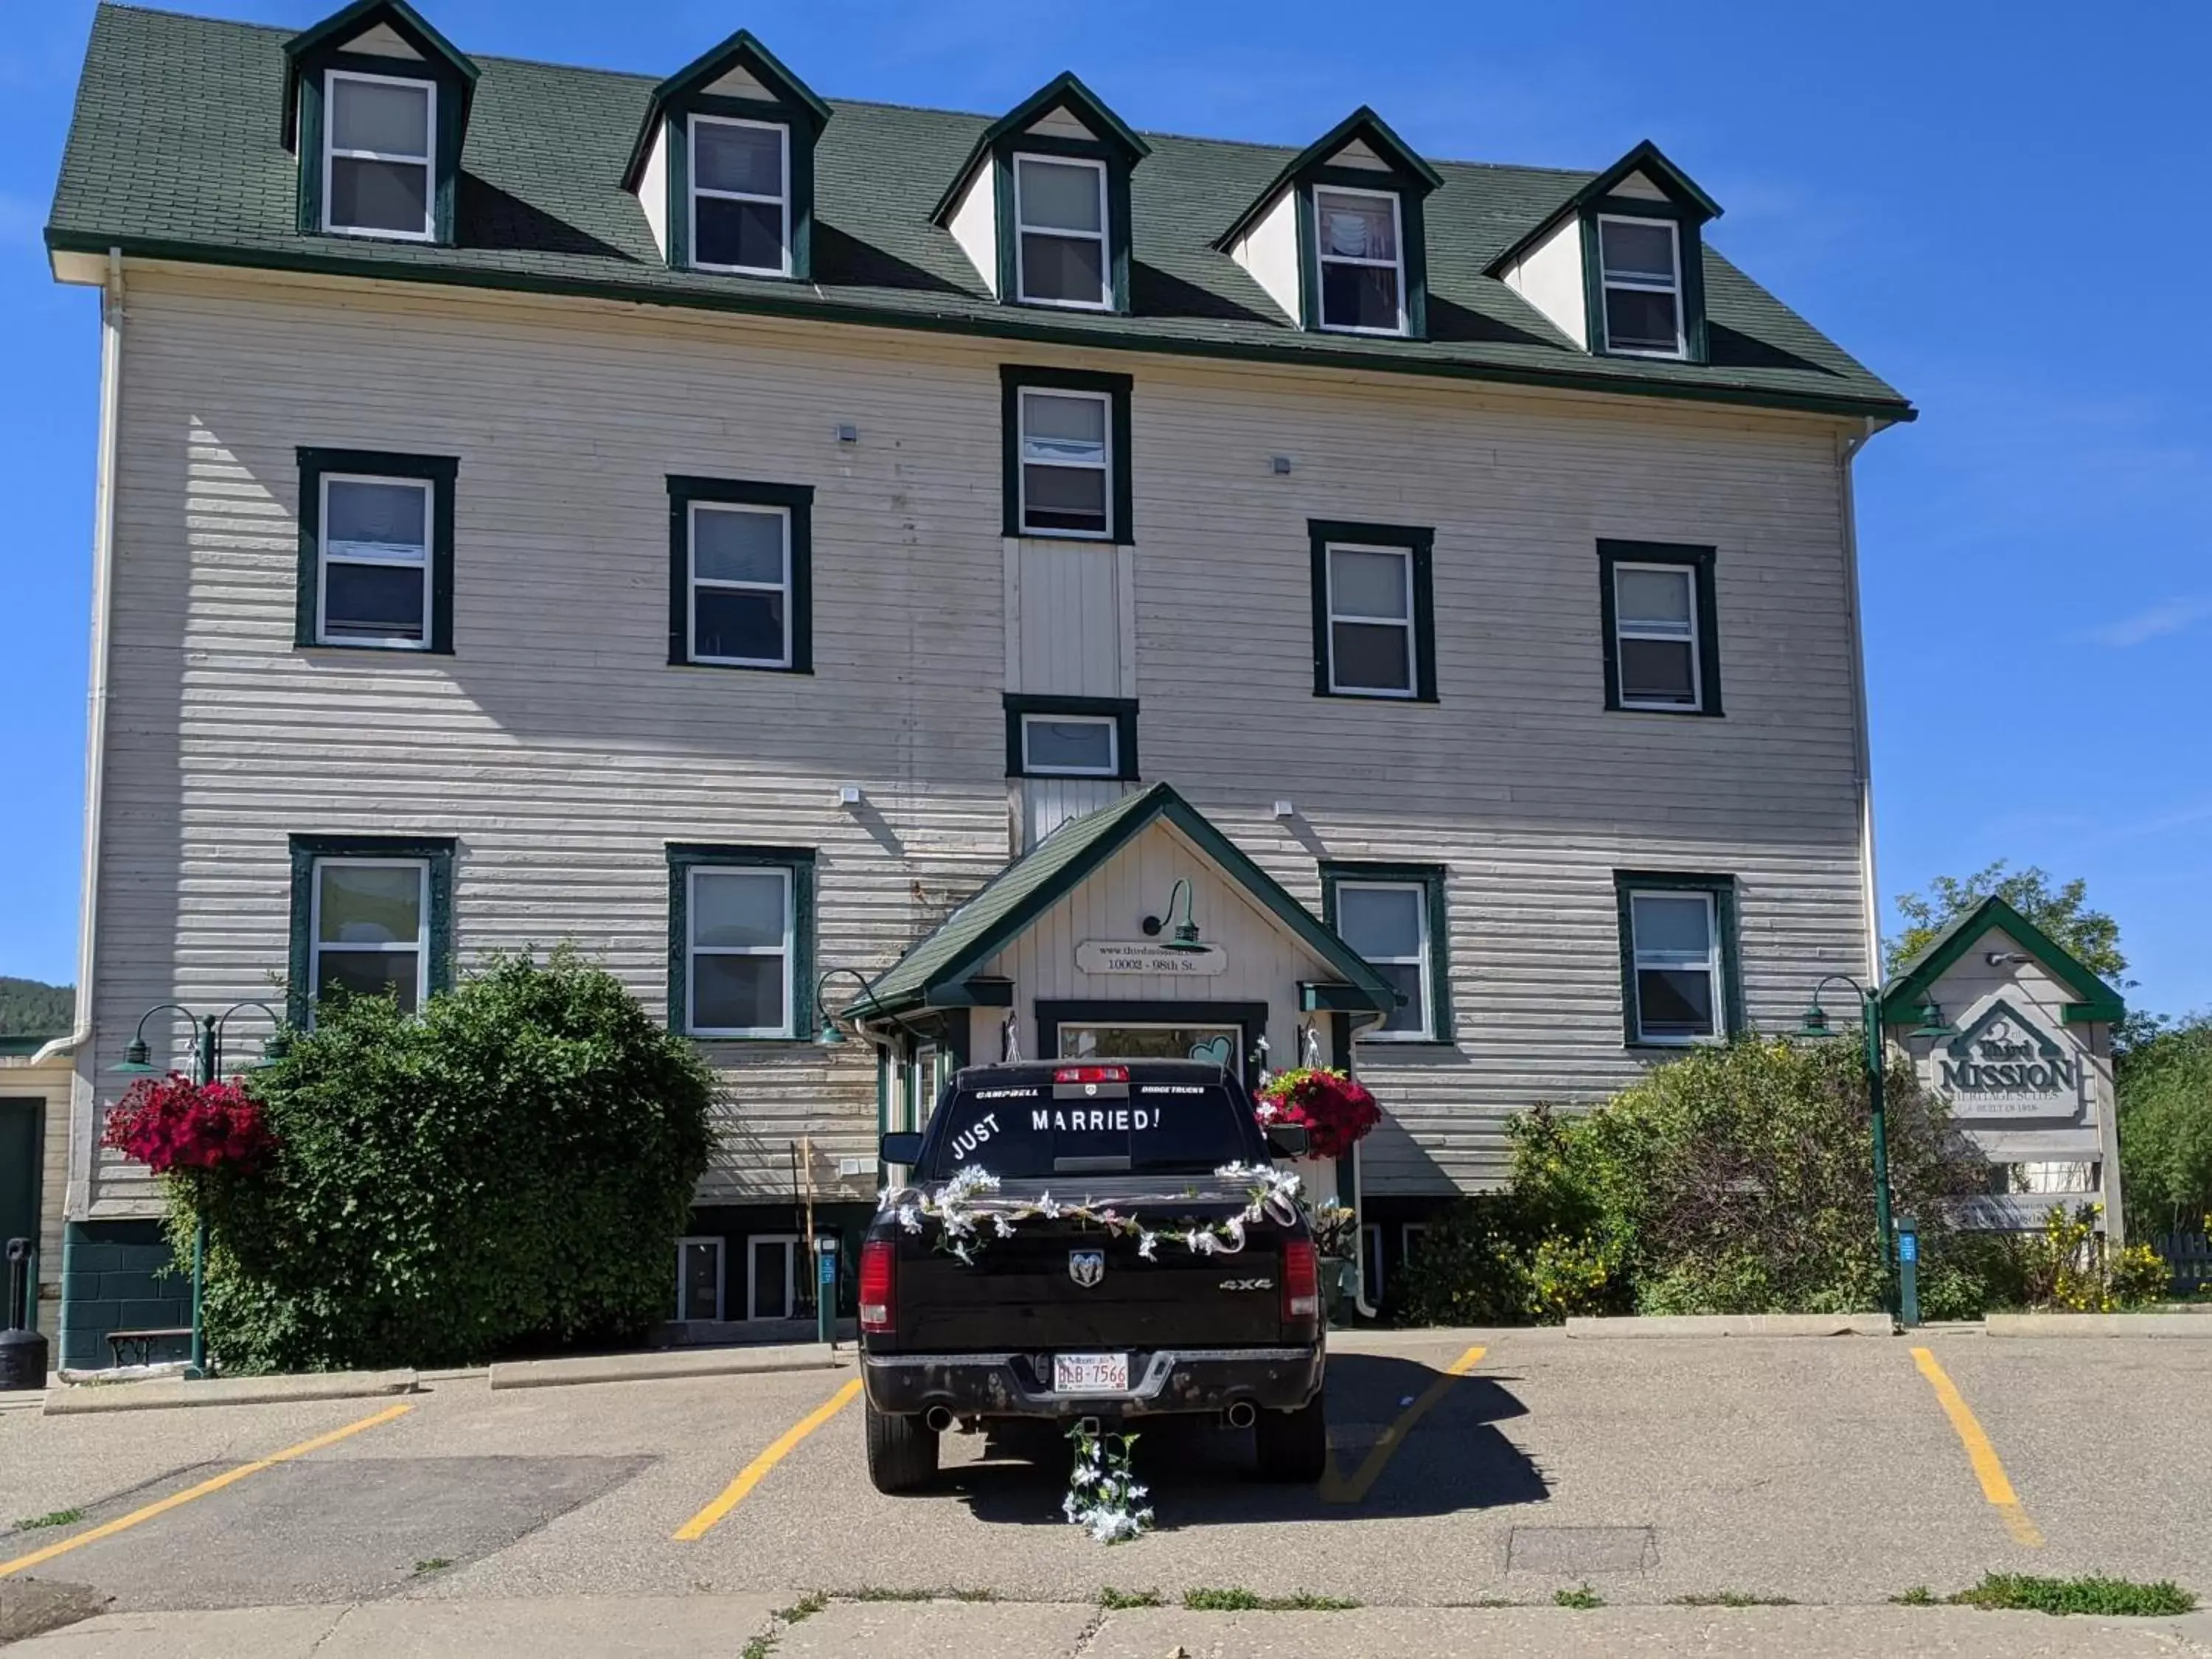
left=0, top=1237, right=49, bottom=1391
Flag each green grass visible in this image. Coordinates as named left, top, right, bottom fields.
left=1183, top=1587, right=1360, bottom=1612
left=844, top=1587, right=998, bottom=1604
left=1553, top=1584, right=1604, bottom=1610
left=1947, top=1573, right=2196, bottom=1617
left=13, top=1509, right=86, bottom=1531
left=410, top=1558, right=451, bottom=1576
left=1891, top=1586, right=1936, bottom=1606
left=1671, top=1592, right=1795, bottom=1607
left=1099, top=1587, right=1166, bottom=1610
left=776, top=1592, right=827, bottom=1624
left=740, top=1639, right=773, bottom=1659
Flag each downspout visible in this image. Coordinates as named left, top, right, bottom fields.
left=39, top=247, right=125, bottom=1079
left=1837, top=417, right=1884, bottom=986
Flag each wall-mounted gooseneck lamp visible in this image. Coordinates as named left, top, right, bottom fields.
left=1141, top=878, right=1205, bottom=952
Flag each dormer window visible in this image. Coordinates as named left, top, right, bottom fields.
left=1013, top=155, right=1110, bottom=308
left=1216, top=107, right=1440, bottom=340
left=1597, top=217, right=1684, bottom=358
left=282, top=1, right=477, bottom=247
left=323, top=72, right=434, bottom=240
left=689, top=116, right=790, bottom=276
left=1313, top=186, right=1405, bottom=335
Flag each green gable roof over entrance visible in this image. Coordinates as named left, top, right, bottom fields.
left=846, top=782, right=1397, bottom=1020
left=1879, top=895, right=2126, bottom=1027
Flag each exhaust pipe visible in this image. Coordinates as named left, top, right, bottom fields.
left=1224, top=1400, right=1256, bottom=1430
left=923, top=1405, right=954, bottom=1433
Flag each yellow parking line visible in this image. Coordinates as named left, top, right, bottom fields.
left=1321, top=1345, right=1485, bottom=1505
left=1910, top=1346, right=2042, bottom=1548
left=674, top=1377, right=862, bottom=1541
left=0, top=1401, right=414, bottom=1579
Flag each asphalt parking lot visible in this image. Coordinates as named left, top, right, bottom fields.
left=3, top=1327, right=2208, bottom=1637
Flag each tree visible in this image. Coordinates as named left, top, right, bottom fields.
left=1887, top=862, right=2126, bottom=983
left=0, top=976, right=72, bottom=1038
left=2118, top=1015, right=2212, bottom=1242
left=181, top=948, right=715, bottom=1371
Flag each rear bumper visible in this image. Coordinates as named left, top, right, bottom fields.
left=860, top=1344, right=1324, bottom=1420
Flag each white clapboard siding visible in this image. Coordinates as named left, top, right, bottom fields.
left=80, top=264, right=1871, bottom=1211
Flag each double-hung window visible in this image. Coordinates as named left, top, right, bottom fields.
left=689, top=116, right=790, bottom=275
left=319, top=475, right=432, bottom=647
left=1014, top=155, right=1110, bottom=307
left=1310, top=521, right=1434, bottom=702
left=287, top=834, right=454, bottom=1029
left=1313, top=186, right=1406, bottom=335
left=668, top=478, right=813, bottom=672
left=1615, top=872, right=1740, bottom=1046
left=1324, top=862, right=1450, bottom=1041
left=668, top=846, right=815, bottom=1041
left=1598, top=540, right=1720, bottom=714
left=1004, top=694, right=1138, bottom=779
left=1597, top=216, right=1685, bottom=358
left=1002, top=368, right=1131, bottom=541
left=296, top=449, right=456, bottom=654
left=323, top=71, right=435, bottom=240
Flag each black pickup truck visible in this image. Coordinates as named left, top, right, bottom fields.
left=859, top=1059, right=1326, bottom=1493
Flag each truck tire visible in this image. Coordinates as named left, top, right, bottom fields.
left=1254, top=1391, right=1327, bottom=1483
left=865, top=1397, right=939, bottom=1493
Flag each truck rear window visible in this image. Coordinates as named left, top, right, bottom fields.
left=926, top=1078, right=1254, bottom=1178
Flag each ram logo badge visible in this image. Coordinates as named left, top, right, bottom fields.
left=1068, top=1249, right=1106, bottom=1287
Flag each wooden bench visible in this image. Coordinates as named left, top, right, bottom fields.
left=106, top=1327, right=191, bottom=1368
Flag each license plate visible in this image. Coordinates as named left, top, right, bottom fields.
left=1052, top=1352, right=1129, bottom=1393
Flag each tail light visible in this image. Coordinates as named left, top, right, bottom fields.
left=859, top=1239, right=896, bottom=1333
left=1282, top=1239, right=1319, bottom=1321
left=1054, top=1065, right=1129, bottom=1083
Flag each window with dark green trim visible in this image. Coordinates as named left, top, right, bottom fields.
left=1003, top=694, right=1138, bottom=779
left=1309, top=519, right=1436, bottom=702
left=667, top=476, right=813, bottom=672
left=1597, top=540, right=1721, bottom=715
left=296, top=448, right=456, bottom=653
left=1011, top=151, right=1111, bottom=309
left=667, top=844, right=816, bottom=1041
left=1001, top=366, right=1133, bottom=541
left=1577, top=200, right=1710, bottom=364
left=1321, top=861, right=1451, bottom=1041
left=1613, top=870, right=1743, bottom=1046
left=286, top=833, right=455, bottom=1029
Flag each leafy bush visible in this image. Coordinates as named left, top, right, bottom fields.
left=1949, top=1573, right=2195, bottom=1616
left=1393, top=1036, right=1988, bottom=1323
left=175, top=949, right=714, bottom=1371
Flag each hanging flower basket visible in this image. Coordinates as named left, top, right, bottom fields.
left=1253, top=1067, right=1381, bottom=1161
left=100, top=1073, right=277, bottom=1177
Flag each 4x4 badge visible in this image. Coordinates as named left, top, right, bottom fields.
left=1069, top=1250, right=1105, bottom=1287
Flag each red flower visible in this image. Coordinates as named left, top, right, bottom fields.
left=101, top=1073, right=277, bottom=1177
left=1255, top=1067, right=1382, bottom=1161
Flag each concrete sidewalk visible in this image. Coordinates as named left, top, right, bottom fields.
left=11, top=1596, right=2212, bottom=1658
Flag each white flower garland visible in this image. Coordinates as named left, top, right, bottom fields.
left=1063, top=1422, right=1152, bottom=1543
left=877, top=1161, right=1303, bottom=1265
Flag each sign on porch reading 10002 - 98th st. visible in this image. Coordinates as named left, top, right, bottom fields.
left=1074, top=939, right=1229, bottom=975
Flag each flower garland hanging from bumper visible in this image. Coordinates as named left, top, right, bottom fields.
left=877, top=1161, right=1303, bottom=1266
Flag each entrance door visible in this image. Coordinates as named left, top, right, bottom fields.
left=675, top=1236, right=724, bottom=1323
left=0, top=1100, right=40, bottom=1325
left=748, top=1234, right=800, bottom=1320
left=1057, top=1022, right=1245, bottom=1079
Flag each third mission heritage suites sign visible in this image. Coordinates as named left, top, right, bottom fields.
left=1935, top=999, right=2080, bottom=1116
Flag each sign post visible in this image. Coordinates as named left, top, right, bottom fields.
left=815, top=1234, right=838, bottom=1349
left=1895, top=1215, right=1920, bottom=1329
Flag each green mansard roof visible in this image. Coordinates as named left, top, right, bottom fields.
left=49, top=4, right=1912, bottom=422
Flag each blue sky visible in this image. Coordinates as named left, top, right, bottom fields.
left=3, top=2, right=2206, bottom=1015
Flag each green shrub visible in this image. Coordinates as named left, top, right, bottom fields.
left=2117, top=1015, right=2212, bottom=1242
left=1394, top=1037, right=1987, bottom=1324
left=178, top=948, right=714, bottom=1371
left=2108, top=1242, right=2172, bottom=1308
left=1949, top=1573, right=2195, bottom=1616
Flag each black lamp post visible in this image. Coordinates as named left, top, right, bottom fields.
left=111, top=1001, right=290, bottom=1377
left=1793, top=976, right=1952, bottom=1314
